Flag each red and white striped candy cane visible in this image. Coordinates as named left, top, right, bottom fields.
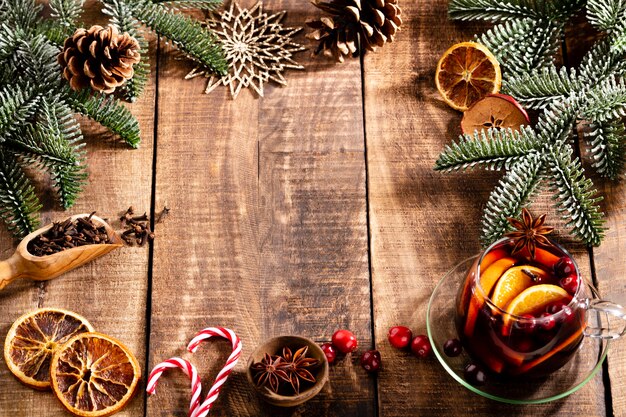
left=187, top=327, right=242, bottom=417
left=146, top=357, right=202, bottom=417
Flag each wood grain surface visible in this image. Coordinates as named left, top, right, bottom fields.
left=0, top=1, right=624, bottom=416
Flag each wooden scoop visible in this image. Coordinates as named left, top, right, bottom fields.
left=0, top=214, right=122, bottom=291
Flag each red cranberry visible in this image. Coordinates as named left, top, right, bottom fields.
left=388, top=326, right=412, bottom=349
left=515, top=314, right=537, bottom=333
left=539, top=312, right=556, bottom=331
left=321, top=343, right=337, bottom=364
left=554, top=257, right=576, bottom=278
left=464, top=363, right=487, bottom=386
left=332, top=330, right=358, bottom=353
left=360, top=350, right=382, bottom=373
left=443, top=338, right=462, bottom=357
left=411, top=335, right=432, bottom=358
left=559, top=274, right=579, bottom=295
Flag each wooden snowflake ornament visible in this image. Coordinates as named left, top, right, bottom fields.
left=186, top=2, right=305, bottom=99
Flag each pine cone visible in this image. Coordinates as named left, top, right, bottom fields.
left=306, top=0, right=402, bottom=63
left=58, top=25, right=141, bottom=93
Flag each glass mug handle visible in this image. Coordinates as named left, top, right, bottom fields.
left=581, top=298, right=626, bottom=339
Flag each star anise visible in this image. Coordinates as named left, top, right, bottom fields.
left=280, top=346, right=319, bottom=394
left=505, top=208, right=554, bottom=258
left=250, top=353, right=290, bottom=393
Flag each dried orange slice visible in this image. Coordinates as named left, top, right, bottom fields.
left=50, top=332, right=140, bottom=417
left=435, top=41, right=502, bottom=111
left=4, top=308, right=94, bottom=390
left=461, top=94, right=530, bottom=134
left=506, top=284, right=569, bottom=316
left=491, top=266, right=549, bottom=310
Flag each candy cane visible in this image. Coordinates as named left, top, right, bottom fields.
left=187, top=327, right=242, bottom=417
left=146, top=357, right=202, bottom=417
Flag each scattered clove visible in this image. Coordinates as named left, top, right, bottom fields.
left=27, top=212, right=112, bottom=256
left=120, top=206, right=154, bottom=246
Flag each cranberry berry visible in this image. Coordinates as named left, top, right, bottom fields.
left=388, top=326, right=412, bottom=349
left=360, top=350, right=382, bottom=373
left=411, top=335, right=432, bottom=358
left=464, top=363, right=487, bottom=386
left=321, top=343, right=337, bottom=364
left=559, top=274, right=579, bottom=295
left=554, top=257, right=575, bottom=278
left=539, top=312, right=556, bottom=331
left=443, top=338, right=462, bottom=357
left=332, top=329, right=358, bottom=354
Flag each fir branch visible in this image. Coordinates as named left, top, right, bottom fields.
left=154, top=0, right=222, bottom=10
left=0, top=149, right=41, bottom=237
left=48, top=0, right=83, bottom=29
left=481, top=153, right=545, bottom=245
left=434, top=126, right=542, bottom=171
left=66, top=88, right=141, bottom=147
left=586, top=0, right=626, bottom=32
left=449, top=0, right=584, bottom=22
left=10, top=98, right=86, bottom=208
left=580, top=78, right=626, bottom=123
left=504, top=65, right=577, bottom=109
left=478, top=18, right=562, bottom=74
left=579, top=38, right=626, bottom=82
left=546, top=146, right=605, bottom=246
left=584, top=120, right=626, bottom=179
left=131, top=0, right=227, bottom=75
left=536, top=96, right=578, bottom=143
left=0, top=0, right=42, bottom=31
left=0, top=84, right=40, bottom=139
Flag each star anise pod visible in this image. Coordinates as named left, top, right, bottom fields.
left=250, top=353, right=290, bottom=393
left=505, top=208, right=554, bottom=258
left=281, top=346, right=319, bottom=394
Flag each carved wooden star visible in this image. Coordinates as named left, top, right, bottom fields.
left=185, top=1, right=305, bottom=99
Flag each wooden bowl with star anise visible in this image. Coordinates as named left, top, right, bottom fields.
left=246, top=335, right=329, bottom=407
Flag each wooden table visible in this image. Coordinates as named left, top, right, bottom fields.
left=1, top=1, right=624, bottom=416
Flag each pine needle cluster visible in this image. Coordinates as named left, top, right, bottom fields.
left=436, top=0, right=626, bottom=247
left=0, top=0, right=226, bottom=238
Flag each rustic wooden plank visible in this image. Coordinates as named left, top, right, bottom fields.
left=0, top=3, right=156, bottom=415
left=146, top=1, right=373, bottom=416
left=364, top=1, right=606, bottom=415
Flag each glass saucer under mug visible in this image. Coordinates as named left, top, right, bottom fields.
left=427, top=251, right=617, bottom=404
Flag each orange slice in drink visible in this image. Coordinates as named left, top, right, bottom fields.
left=435, top=41, right=502, bottom=111
left=491, top=266, right=549, bottom=310
left=50, top=332, right=140, bottom=417
left=506, top=284, right=569, bottom=316
left=464, top=257, right=516, bottom=337
left=4, top=308, right=94, bottom=390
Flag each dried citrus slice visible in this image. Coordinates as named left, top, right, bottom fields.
left=435, top=41, right=502, bottom=111
left=506, top=284, right=569, bottom=316
left=461, top=94, right=530, bottom=134
left=4, top=308, right=94, bottom=390
left=491, top=266, right=549, bottom=310
left=50, top=332, right=140, bottom=417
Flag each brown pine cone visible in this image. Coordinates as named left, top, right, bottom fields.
left=58, top=25, right=141, bottom=93
left=306, top=0, right=402, bottom=63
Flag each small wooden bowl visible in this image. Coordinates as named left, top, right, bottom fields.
left=246, top=335, right=329, bottom=407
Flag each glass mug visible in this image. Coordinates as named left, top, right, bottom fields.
left=455, top=237, right=626, bottom=378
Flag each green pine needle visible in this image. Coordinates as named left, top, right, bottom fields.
left=435, top=127, right=542, bottom=172
left=584, top=120, right=626, bottom=179
left=580, top=78, right=626, bottom=123
left=587, top=0, right=626, bottom=31
left=155, top=0, right=222, bottom=10
left=481, top=153, right=545, bottom=246
left=504, top=65, right=577, bottom=109
left=132, top=0, right=227, bottom=76
left=66, top=89, right=141, bottom=148
left=546, top=147, right=605, bottom=245
left=0, top=149, right=41, bottom=237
